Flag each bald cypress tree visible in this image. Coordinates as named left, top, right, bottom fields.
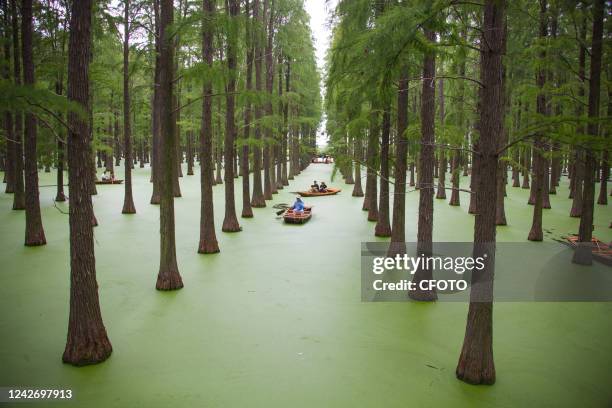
left=456, top=0, right=505, bottom=385
left=21, top=0, right=46, bottom=246
left=62, top=0, right=112, bottom=365
left=198, top=0, right=220, bottom=254
left=156, top=0, right=183, bottom=290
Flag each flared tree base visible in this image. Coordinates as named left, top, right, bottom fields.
left=55, top=192, right=66, bottom=202
left=527, top=228, right=543, bottom=241
left=222, top=217, right=241, bottom=233
left=25, top=230, right=46, bottom=247
left=569, top=207, right=581, bottom=217
left=156, top=270, right=184, bottom=290
left=374, top=224, right=391, bottom=237
left=122, top=198, right=136, bottom=214
left=241, top=209, right=254, bottom=218
left=251, top=196, right=266, bottom=208
left=150, top=193, right=161, bottom=205
left=13, top=194, right=25, bottom=210
left=198, top=240, right=220, bottom=254
left=62, top=331, right=112, bottom=367
left=386, top=242, right=406, bottom=258
left=408, top=288, right=438, bottom=302
left=572, top=244, right=593, bottom=265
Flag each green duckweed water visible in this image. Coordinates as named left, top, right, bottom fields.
left=0, top=164, right=610, bottom=407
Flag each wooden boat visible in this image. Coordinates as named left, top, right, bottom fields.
left=564, top=235, right=612, bottom=266
left=284, top=206, right=312, bottom=224
left=297, top=188, right=341, bottom=197
left=95, top=179, right=124, bottom=185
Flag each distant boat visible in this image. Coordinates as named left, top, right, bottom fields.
left=95, top=179, right=124, bottom=185
left=297, top=188, right=340, bottom=197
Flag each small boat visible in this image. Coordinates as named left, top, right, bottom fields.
left=564, top=235, right=612, bottom=266
left=297, top=188, right=341, bottom=197
left=95, top=179, right=124, bottom=185
left=284, top=206, right=312, bottom=224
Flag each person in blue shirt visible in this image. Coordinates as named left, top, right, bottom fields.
left=292, top=197, right=305, bottom=212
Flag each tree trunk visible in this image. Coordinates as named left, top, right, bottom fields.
left=573, top=0, right=605, bottom=265
left=352, top=137, right=364, bottom=197
left=11, top=1, right=24, bottom=210
left=122, top=0, right=136, bottom=214
left=410, top=28, right=436, bottom=302
left=456, top=0, right=505, bottom=385
left=55, top=81, right=66, bottom=202
left=375, top=108, right=391, bottom=237
left=21, top=0, right=46, bottom=246
left=596, top=91, right=610, bottom=205
left=241, top=0, right=254, bottom=218
left=62, top=0, right=112, bottom=366
left=150, top=0, right=162, bottom=205
left=2, top=0, right=14, bottom=195
left=364, top=111, right=378, bottom=221
left=275, top=52, right=284, bottom=190
left=436, top=78, right=446, bottom=200
left=156, top=0, right=183, bottom=290
left=221, top=0, right=241, bottom=232
left=450, top=49, right=465, bottom=207
left=187, top=129, right=194, bottom=175
left=198, top=0, right=220, bottom=254
left=389, top=68, right=409, bottom=256
left=528, top=0, right=548, bottom=241
left=263, top=0, right=274, bottom=200
left=250, top=0, right=265, bottom=207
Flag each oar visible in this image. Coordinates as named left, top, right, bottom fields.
left=276, top=208, right=287, bottom=216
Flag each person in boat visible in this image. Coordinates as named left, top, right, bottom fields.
left=310, top=181, right=319, bottom=192
left=101, top=170, right=111, bottom=181
left=319, top=181, right=328, bottom=192
left=291, top=197, right=305, bottom=213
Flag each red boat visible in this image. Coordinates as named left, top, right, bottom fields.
left=284, top=206, right=312, bottom=224
left=297, top=188, right=340, bottom=197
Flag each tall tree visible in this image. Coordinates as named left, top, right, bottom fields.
left=262, top=0, right=274, bottom=200
left=241, top=0, right=254, bottom=218
left=21, top=0, right=46, bottom=246
left=156, top=0, right=183, bottom=289
left=62, top=0, right=112, bottom=365
left=528, top=0, right=548, bottom=242
left=572, top=0, right=605, bottom=265
left=122, top=0, right=136, bottom=214
left=250, top=0, right=265, bottom=207
left=10, top=0, right=24, bottom=210
left=456, top=0, right=506, bottom=385
left=198, top=0, right=220, bottom=253
left=221, top=0, right=241, bottom=232
left=374, top=108, right=391, bottom=236
left=410, top=27, right=437, bottom=302
left=2, top=0, right=14, bottom=195
left=389, top=67, right=409, bottom=256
